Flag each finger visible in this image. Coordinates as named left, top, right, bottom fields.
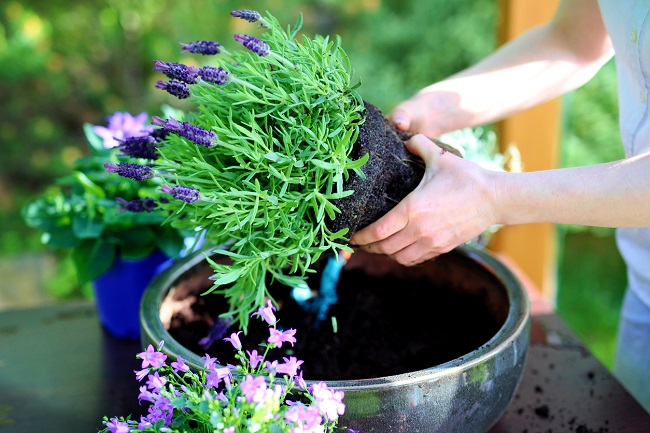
left=349, top=202, right=409, bottom=247
left=392, top=242, right=440, bottom=267
left=390, top=104, right=413, bottom=131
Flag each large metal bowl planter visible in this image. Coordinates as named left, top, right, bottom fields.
left=141, top=243, right=530, bottom=433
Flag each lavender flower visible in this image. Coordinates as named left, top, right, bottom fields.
left=180, top=40, right=222, bottom=55
left=152, top=116, right=217, bottom=147
left=161, top=184, right=201, bottom=204
left=153, top=61, right=199, bottom=84
left=155, top=79, right=191, bottom=99
left=230, top=10, right=262, bottom=23
left=116, top=135, right=158, bottom=160
left=198, top=316, right=234, bottom=350
left=116, top=197, right=158, bottom=213
left=92, top=112, right=153, bottom=149
left=104, top=162, right=154, bottom=181
left=234, top=34, right=270, bottom=56
left=199, top=66, right=231, bottom=85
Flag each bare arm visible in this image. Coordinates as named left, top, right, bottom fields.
left=392, top=0, right=614, bottom=136
left=348, top=0, right=647, bottom=265
left=350, top=136, right=650, bottom=266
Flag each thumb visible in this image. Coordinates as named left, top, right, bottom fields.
left=405, top=134, right=445, bottom=166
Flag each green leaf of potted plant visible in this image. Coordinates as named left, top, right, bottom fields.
left=22, top=112, right=189, bottom=338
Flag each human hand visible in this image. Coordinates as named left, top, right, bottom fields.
left=349, top=134, right=501, bottom=266
left=390, top=89, right=466, bottom=138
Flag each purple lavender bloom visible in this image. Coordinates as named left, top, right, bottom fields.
left=138, top=344, right=167, bottom=368
left=198, top=317, right=233, bottom=350
left=116, top=197, right=158, bottom=213
left=251, top=299, right=276, bottom=325
left=161, top=184, right=201, bottom=204
left=268, top=328, right=297, bottom=348
left=224, top=331, right=242, bottom=350
left=180, top=40, right=222, bottom=55
left=116, top=135, right=159, bottom=160
left=234, top=34, right=270, bottom=56
left=105, top=162, right=154, bottom=181
left=153, top=61, right=199, bottom=84
left=230, top=10, right=262, bottom=23
left=155, top=79, right=190, bottom=99
left=198, top=66, right=231, bottom=85
left=152, top=116, right=217, bottom=147
left=93, top=111, right=153, bottom=149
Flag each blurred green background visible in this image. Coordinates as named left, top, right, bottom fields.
left=0, top=0, right=626, bottom=369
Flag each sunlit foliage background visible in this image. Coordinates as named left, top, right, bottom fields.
left=0, top=0, right=625, bottom=368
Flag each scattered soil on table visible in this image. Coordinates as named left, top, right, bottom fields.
left=165, top=251, right=507, bottom=381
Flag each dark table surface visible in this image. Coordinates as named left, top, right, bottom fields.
left=0, top=301, right=648, bottom=433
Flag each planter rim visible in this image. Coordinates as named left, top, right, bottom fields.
left=141, top=242, right=529, bottom=390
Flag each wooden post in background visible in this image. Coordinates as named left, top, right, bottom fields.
left=489, top=0, right=562, bottom=303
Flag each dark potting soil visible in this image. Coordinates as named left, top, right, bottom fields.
left=166, top=252, right=505, bottom=381
left=327, top=102, right=462, bottom=236
left=325, top=102, right=425, bottom=235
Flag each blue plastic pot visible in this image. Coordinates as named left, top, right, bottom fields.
left=93, top=250, right=172, bottom=339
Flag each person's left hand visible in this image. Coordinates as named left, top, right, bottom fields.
left=349, top=134, right=501, bottom=266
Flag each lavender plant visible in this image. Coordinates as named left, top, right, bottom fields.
left=22, top=112, right=186, bottom=283
left=109, top=10, right=366, bottom=329
left=107, top=10, right=515, bottom=330
left=100, top=303, right=346, bottom=433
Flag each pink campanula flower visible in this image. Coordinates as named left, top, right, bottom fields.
left=146, top=371, right=167, bottom=390
left=202, top=354, right=219, bottom=370
left=251, top=299, right=276, bottom=325
left=138, top=344, right=167, bottom=369
left=134, top=368, right=149, bottom=382
left=246, top=349, right=264, bottom=369
left=104, top=417, right=130, bottom=433
left=224, top=331, right=242, bottom=349
left=268, top=328, right=297, bottom=348
left=171, top=356, right=190, bottom=374
left=275, top=356, right=303, bottom=377
left=240, top=374, right=267, bottom=403
left=93, top=111, right=152, bottom=149
left=311, top=382, right=345, bottom=421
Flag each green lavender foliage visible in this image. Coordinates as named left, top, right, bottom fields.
left=155, top=12, right=366, bottom=329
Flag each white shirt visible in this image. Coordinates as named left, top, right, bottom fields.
left=598, top=0, right=650, bottom=307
